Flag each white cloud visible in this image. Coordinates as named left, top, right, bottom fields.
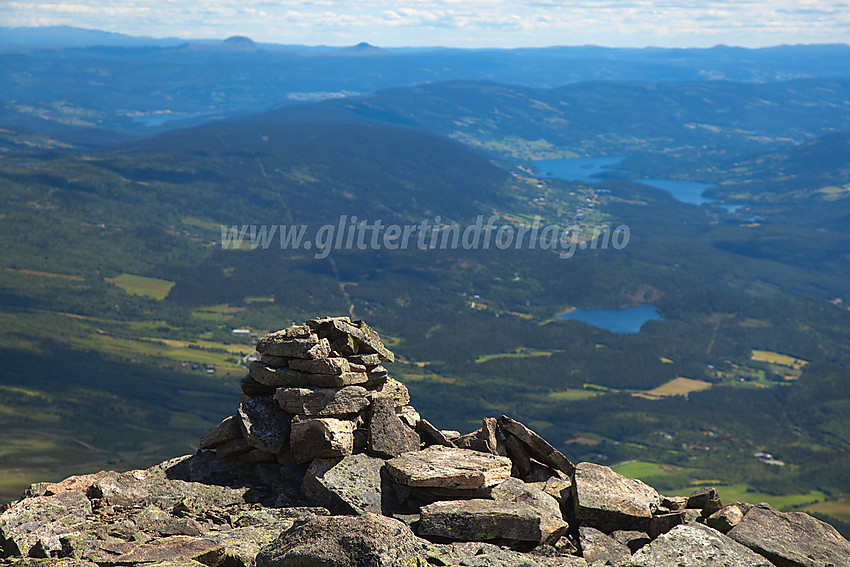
left=1, top=0, right=849, bottom=46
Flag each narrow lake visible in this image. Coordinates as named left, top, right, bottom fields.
left=559, top=305, right=661, bottom=334
left=634, top=178, right=715, bottom=205
left=536, top=156, right=716, bottom=204
left=537, top=157, right=625, bottom=183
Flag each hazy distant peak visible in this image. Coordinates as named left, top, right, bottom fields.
left=339, top=41, right=385, bottom=55
left=221, top=35, right=257, bottom=49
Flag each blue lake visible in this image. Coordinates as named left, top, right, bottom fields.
left=634, top=178, right=715, bottom=205
left=537, top=157, right=625, bottom=183
left=559, top=305, right=661, bottom=334
left=536, top=157, right=716, bottom=205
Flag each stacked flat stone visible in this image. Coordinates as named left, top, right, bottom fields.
left=198, top=316, right=421, bottom=466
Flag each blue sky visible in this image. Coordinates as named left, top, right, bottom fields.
left=2, top=0, right=849, bottom=47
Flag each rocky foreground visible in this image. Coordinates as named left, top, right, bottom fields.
left=2, top=317, right=850, bottom=567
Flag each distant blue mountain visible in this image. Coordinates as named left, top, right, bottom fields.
left=0, top=25, right=187, bottom=48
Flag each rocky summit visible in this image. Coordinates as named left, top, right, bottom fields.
left=2, top=316, right=850, bottom=567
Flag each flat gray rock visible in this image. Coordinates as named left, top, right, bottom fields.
left=385, top=446, right=512, bottom=489
left=237, top=395, right=292, bottom=455
left=626, top=523, right=771, bottom=567
left=88, top=535, right=225, bottom=566
left=573, top=462, right=660, bottom=531
left=418, top=499, right=567, bottom=544
left=457, top=548, right=588, bottom=566
left=727, top=503, right=850, bottom=567
left=255, top=333, right=330, bottom=359
left=274, top=385, right=369, bottom=416
left=288, top=357, right=351, bottom=374
left=248, top=362, right=311, bottom=387
left=305, top=371, right=369, bottom=388
left=301, top=453, right=386, bottom=515
left=347, top=353, right=381, bottom=366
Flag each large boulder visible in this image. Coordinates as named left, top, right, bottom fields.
left=727, top=504, right=850, bottom=567
left=255, top=513, right=425, bottom=567
left=626, top=523, right=771, bottom=567
left=385, top=446, right=512, bottom=490
left=0, top=490, right=91, bottom=557
left=573, top=462, right=660, bottom=532
left=300, top=453, right=387, bottom=515
left=418, top=499, right=566, bottom=544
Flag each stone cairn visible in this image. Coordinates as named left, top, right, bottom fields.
left=199, top=316, right=420, bottom=466
left=3, top=316, right=850, bottom=566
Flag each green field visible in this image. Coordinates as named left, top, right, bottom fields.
left=548, top=388, right=603, bottom=402
left=636, top=377, right=713, bottom=399
left=805, top=499, right=850, bottom=522
left=615, top=462, right=828, bottom=511
left=711, top=484, right=827, bottom=510
left=105, top=273, right=176, bottom=300
left=751, top=349, right=809, bottom=369
left=613, top=460, right=671, bottom=479
left=475, top=347, right=559, bottom=363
